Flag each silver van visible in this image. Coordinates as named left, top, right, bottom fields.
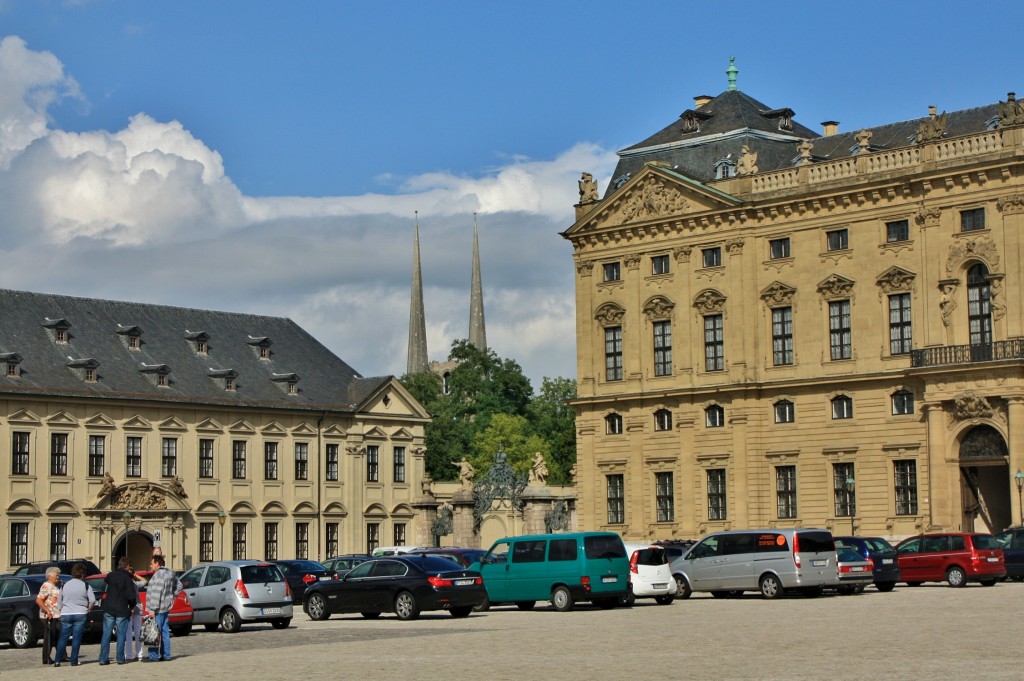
left=179, top=560, right=293, bottom=632
left=673, top=529, right=838, bottom=599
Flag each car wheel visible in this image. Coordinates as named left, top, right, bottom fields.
left=515, top=601, right=536, bottom=611
left=617, top=591, right=636, bottom=607
left=360, top=612, right=381, bottom=619
left=170, top=625, right=191, bottom=637
left=11, top=615, right=36, bottom=649
left=980, top=580, right=997, bottom=587
left=946, top=567, right=967, bottom=588
left=394, top=591, right=420, bottom=621
left=220, top=607, right=242, bottom=633
left=449, top=606, right=472, bottom=618
left=875, top=582, right=896, bottom=593
left=551, top=585, right=574, bottom=612
left=674, top=574, right=692, bottom=599
left=759, top=574, right=784, bottom=600
left=306, top=593, right=330, bottom=621
left=473, top=595, right=490, bottom=612
left=271, top=618, right=291, bottom=629
left=654, top=594, right=675, bottom=605
left=204, top=623, right=219, bottom=632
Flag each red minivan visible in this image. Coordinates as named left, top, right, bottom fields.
left=895, top=532, right=1005, bottom=587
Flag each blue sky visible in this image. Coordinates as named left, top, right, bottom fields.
left=1, top=1, right=1022, bottom=388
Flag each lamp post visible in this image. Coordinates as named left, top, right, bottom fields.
left=217, top=511, right=226, bottom=561
left=121, top=511, right=132, bottom=569
left=845, top=476, right=856, bottom=536
left=1015, top=470, right=1024, bottom=527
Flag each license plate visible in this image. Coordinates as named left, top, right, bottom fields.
left=260, top=607, right=282, bottom=616
left=812, top=559, right=827, bottom=567
left=851, top=566, right=866, bottom=572
left=882, top=558, right=893, bottom=565
left=454, top=579, right=474, bottom=586
left=987, top=557, right=999, bottom=562
left=319, top=576, right=332, bottom=581
left=652, top=583, right=667, bottom=589
left=601, top=576, right=617, bottom=583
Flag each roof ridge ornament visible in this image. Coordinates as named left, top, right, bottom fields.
left=726, top=56, right=738, bottom=91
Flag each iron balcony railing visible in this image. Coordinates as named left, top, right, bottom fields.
left=910, top=339, right=1024, bottom=368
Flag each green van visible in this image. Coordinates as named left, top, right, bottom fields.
left=473, top=532, right=629, bottom=611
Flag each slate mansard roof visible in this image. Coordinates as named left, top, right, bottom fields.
left=0, top=289, right=391, bottom=412
left=607, top=87, right=1004, bottom=194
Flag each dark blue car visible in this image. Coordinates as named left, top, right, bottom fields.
left=834, top=536, right=900, bottom=592
left=994, top=528, right=1024, bottom=580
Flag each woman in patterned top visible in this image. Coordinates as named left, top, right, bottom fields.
left=34, top=567, right=62, bottom=666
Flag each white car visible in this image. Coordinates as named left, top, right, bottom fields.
left=621, top=543, right=675, bottom=605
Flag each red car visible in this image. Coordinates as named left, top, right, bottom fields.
left=85, top=570, right=194, bottom=636
left=895, top=532, right=1005, bottom=587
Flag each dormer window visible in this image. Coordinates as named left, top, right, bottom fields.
left=714, top=159, right=736, bottom=179
left=116, top=325, right=143, bottom=350
left=271, top=373, right=299, bottom=395
left=43, top=318, right=71, bottom=344
left=139, top=363, right=171, bottom=388
left=57, top=329, right=68, bottom=343
left=208, top=368, right=238, bottom=392
left=6, top=362, right=17, bottom=377
left=1, top=353, right=22, bottom=378
left=680, top=108, right=713, bottom=134
left=66, top=358, right=99, bottom=383
left=248, top=336, right=272, bottom=360
left=185, top=331, right=210, bottom=355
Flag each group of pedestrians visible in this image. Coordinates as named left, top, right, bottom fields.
left=33, top=553, right=184, bottom=666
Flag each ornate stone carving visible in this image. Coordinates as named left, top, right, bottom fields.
left=594, top=303, right=625, bottom=326
left=545, top=500, right=570, bottom=533
left=946, top=237, right=1000, bottom=274
left=98, top=472, right=115, bottom=498
left=938, top=279, right=958, bottom=327
left=624, top=254, right=642, bottom=270
left=528, top=452, right=549, bottom=485
left=816, top=274, right=855, bottom=299
left=953, top=393, right=993, bottom=421
left=575, top=259, right=595, bottom=276
left=345, top=443, right=365, bottom=457
left=578, top=172, right=599, bottom=204
left=673, top=246, right=692, bottom=263
left=997, top=194, right=1024, bottom=215
left=875, top=266, right=916, bottom=294
left=854, top=129, right=874, bottom=153
left=109, top=483, right=167, bottom=511
left=796, top=140, right=814, bottom=165
left=169, top=476, right=187, bottom=498
left=431, top=503, right=453, bottom=537
left=643, top=296, right=675, bottom=320
left=472, top=451, right=528, bottom=531
left=452, top=457, right=475, bottom=491
left=915, top=207, right=942, bottom=227
left=618, top=177, right=690, bottom=223
left=693, top=289, right=727, bottom=314
left=917, top=106, right=947, bottom=142
left=989, top=273, right=1007, bottom=321
left=725, top=239, right=745, bottom=255
left=737, top=145, right=759, bottom=175
left=997, top=92, right=1024, bottom=128
left=760, top=281, right=796, bottom=308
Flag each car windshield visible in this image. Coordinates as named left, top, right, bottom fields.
left=633, top=547, right=668, bottom=565
left=972, top=534, right=1000, bottom=550
left=240, top=564, right=284, bottom=584
left=862, top=538, right=895, bottom=556
left=837, top=547, right=863, bottom=562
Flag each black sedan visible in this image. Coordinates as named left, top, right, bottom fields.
left=0, top=574, right=50, bottom=648
left=302, top=556, right=486, bottom=621
left=268, top=559, right=338, bottom=600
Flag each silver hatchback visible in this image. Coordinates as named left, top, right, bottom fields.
left=179, top=561, right=293, bottom=632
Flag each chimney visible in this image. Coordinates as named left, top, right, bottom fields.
left=694, top=95, right=713, bottom=108
left=821, top=121, right=840, bottom=137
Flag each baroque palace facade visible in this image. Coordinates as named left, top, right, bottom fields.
left=564, top=67, right=1024, bottom=542
left=0, top=289, right=430, bottom=572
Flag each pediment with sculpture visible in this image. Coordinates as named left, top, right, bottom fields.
left=94, top=475, right=191, bottom=512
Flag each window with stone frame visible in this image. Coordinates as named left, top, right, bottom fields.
left=295, top=442, right=309, bottom=481
left=264, top=523, right=278, bottom=560
left=295, top=522, right=309, bottom=559
left=704, top=314, right=724, bottom=371
left=960, top=207, right=985, bottom=232
left=653, top=320, right=672, bottom=376
left=774, top=400, right=795, bottom=424
left=832, top=395, right=854, bottom=419
left=833, top=463, right=856, bottom=517
left=366, top=445, right=379, bottom=482
left=888, top=293, right=912, bottom=355
left=606, top=474, right=625, bottom=524
left=50, top=433, right=68, bottom=476
left=232, top=440, right=247, bottom=479
left=161, top=437, right=177, bottom=477
left=886, top=219, right=909, bottom=243
left=702, top=247, right=722, bottom=268
left=199, top=522, right=214, bottom=562
left=605, top=326, right=623, bottom=381
left=233, top=522, right=247, bottom=560
left=654, top=409, right=672, bottom=432
left=769, top=237, right=791, bottom=259
left=772, top=307, right=793, bottom=366
left=88, top=435, right=105, bottom=477
left=705, top=404, right=725, bottom=428
left=707, top=469, right=727, bottom=520
left=892, top=390, right=915, bottom=415
left=651, top=254, right=670, bottom=275
left=50, top=522, right=68, bottom=561
left=10, top=522, right=28, bottom=565
left=895, top=460, right=918, bottom=515
left=126, top=436, right=142, bottom=477
left=776, top=466, right=797, bottom=519
left=602, top=261, right=621, bottom=282
left=393, top=523, right=407, bottom=546
left=326, top=444, right=339, bottom=481
left=393, top=446, right=406, bottom=483
left=325, top=523, right=339, bottom=557
left=829, top=299, right=852, bottom=360
left=12, top=432, right=30, bottom=475
left=605, top=413, right=623, bottom=435
left=263, top=441, right=279, bottom=480
left=655, top=472, right=674, bottom=522
left=199, top=438, right=214, bottom=478
left=826, top=228, right=849, bottom=251
left=366, top=523, right=380, bottom=554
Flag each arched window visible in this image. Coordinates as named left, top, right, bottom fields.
left=654, top=409, right=673, bottom=432
left=967, top=264, right=992, bottom=346
left=705, top=405, right=725, bottom=428
left=831, top=395, right=853, bottom=419
left=892, top=390, right=914, bottom=415
left=605, top=413, right=623, bottom=435
left=774, top=400, right=795, bottom=424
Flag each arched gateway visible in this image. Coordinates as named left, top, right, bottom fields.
left=958, top=425, right=1012, bottom=532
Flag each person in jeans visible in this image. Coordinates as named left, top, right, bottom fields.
left=34, top=567, right=62, bottom=665
left=98, top=557, right=138, bottom=665
left=128, top=565, right=148, bottom=661
left=145, top=554, right=183, bottom=662
left=53, top=563, right=96, bottom=667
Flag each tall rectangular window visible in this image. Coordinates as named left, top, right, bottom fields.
left=10, top=522, right=29, bottom=565
left=602, top=262, right=621, bottom=282
left=264, top=442, right=279, bottom=480
left=393, top=446, right=406, bottom=483
left=326, top=444, right=339, bottom=481
left=833, top=463, right=856, bottom=517
left=707, top=469, right=727, bottom=520
left=895, top=460, right=919, bottom=515
left=651, top=254, right=670, bottom=275
left=232, top=523, right=247, bottom=560
left=88, top=435, right=105, bottom=477
left=653, top=320, right=672, bottom=376
left=294, top=442, right=309, bottom=481
left=366, top=445, right=379, bottom=482
left=704, top=315, right=724, bottom=371
left=199, top=522, right=214, bottom=562
left=393, top=523, right=406, bottom=546
left=961, top=207, right=985, bottom=232
left=161, top=437, right=177, bottom=477
left=12, top=432, right=30, bottom=475
left=771, top=307, right=793, bottom=366
left=829, top=300, right=852, bottom=360
left=199, top=439, right=214, bottom=478
left=655, top=472, right=674, bottom=522
left=50, top=522, right=68, bottom=561
left=325, top=523, right=339, bottom=557
left=605, top=326, right=623, bottom=381
left=125, top=436, right=142, bottom=478
left=606, top=474, right=624, bottom=524
left=50, top=433, right=68, bottom=476
left=296, top=522, right=309, bottom=559
left=366, top=523, right=380, bottom=554
left=776, top=466, right=797, bottom=519
left=889, top=293, right=912, bottom=355
left=886, top=219, right=909, bottom=243
left=232, top=441, right=247, bottom=480
left=826, top=228, right=849, bottom=251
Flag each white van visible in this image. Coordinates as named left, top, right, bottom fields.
left=621, top=543, right=674, bottom=605
left=371, top=546, right=421, bottom=556
left=674, top=529, right=838, bottom=599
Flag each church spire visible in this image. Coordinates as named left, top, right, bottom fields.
left=468, top=212, right=487, bottom=351
left=406, top=212, right=429, bottom=375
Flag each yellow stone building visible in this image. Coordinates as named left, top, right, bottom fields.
left=564, top=70, right=1024, bottom=542
left=0, top=289, right=430, bottom=571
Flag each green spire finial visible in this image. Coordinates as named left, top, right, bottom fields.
left=726, top=56, right=738, bottom=91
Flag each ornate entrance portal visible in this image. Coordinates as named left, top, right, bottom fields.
left=958, top=425, right=1011, bottom=532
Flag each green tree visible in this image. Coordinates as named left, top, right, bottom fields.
left=528, top=376, right=577, bottom=484
left=471, top=413, right=550, bottom=476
